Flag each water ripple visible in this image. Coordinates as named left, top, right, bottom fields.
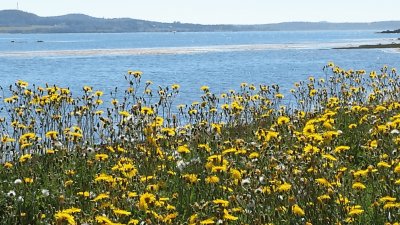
left=0, top=39, right=396, bottom=58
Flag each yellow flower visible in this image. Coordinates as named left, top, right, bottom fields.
left=95, top=154, right=109, bottom=161
left=304, top=144, right=320, bottom=154
left=128, top=70, right=142, bottom=78
left=317, top=194, right=331, bottom=202
left=65, top=169, right=76, bottom=175
left=177, top=145, right=190, bottom=154
left=83, top=86, right=92, bottom=92
left=292, top=204, right=305, bottom=216
left=315, top=178, right=332, bottom=187
left=309, top=89, right=317, bottom=97
left=352, top=182, right=366, bottom=190
left=379, top=196, right=397, bottom=203
left=183, top=174, right=199, bottom=184
left=249, top=152, right=259, bottom=159
left=383, top=202, right=400, bottom=209
left=68, top=132, right=83, bottom=138
left=111, top=99, right=119, bottom=105
left=3, top=162, right=13, bottom=168
left=77, top=191, right=90, bottom=197
left=377, top=161, right=391, bottom=168
left=1, top=135, right=15, bottom=143
left=119, top=110, right=131, bottom=117
left=200, top=218, right=215, bottom=224
left=348, top=208, right=364, bottom=216
left=54, top=212, right=76, bottom=225
left=369, top=140, right=378, bottom=149
left=46, top=149, right=56, bottom=154
left=353, top=169, right=370, bottom=177
left=139, top=192, right=156, bottom=210
left=95, top=215, right=114, bottom=224
left=19, top=133, right=36, bottom=142
left=19, top=154, right=32, bottom=163
left=200, top=86, right=209, bottom=92
left=223, top=209, right=238, bottom=221
left=92, top=193, right=109, bottom=202
left=95, top=173, right=114, bottom=183
left=348, top=123, right=357, bottom=129
left=213, top=199, right=229, bottom=207
left=230, top=169, right=242, bottom=180
left=24, top=177, right=33, bottom=183
left=335, top=194, right=349, bottom=205
left=141, top=106, right=154, bottom=115
left=162, top=127, right=176, bottom=136
left=113, top=208, right=131, bottom=216
left=211, top=123, right=222, bottom=134
left=127, top=192, right=138, bottom=198
left=394, top=163, right=400, bottom=173
left=322, top=154, right=337, bottom=161
left=61, top=208, right=81, bottom=214
left=45, top=131, right=58, bottom=140
left=171, top=84, right=180, bottom=90
left=277, top=182, right=292, bottom=192
left=211, top=165, right=227, bottom=173
left=303, top=124, right=315, bottom=135
left=334, top=145, right=350, bottom=153
left=205, top=176, right=220, bottom=184
left=128, top=219, right=140, bottom=225
left=16, top=80, right=29, bottom=88
left=189, top=214, right=198, bottom=223
left=95, top=91, right=103, bottom=96
left=64, top=180, right=73, bottom=187
left=198, top=144, right=211, bottom=152
left=277, top=116, right=290, bottom=125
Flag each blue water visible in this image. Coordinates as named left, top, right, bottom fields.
left=0, top=31, right=399, bottom=104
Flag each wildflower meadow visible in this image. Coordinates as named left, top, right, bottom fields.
left=0, top=63, right=399, bottom=224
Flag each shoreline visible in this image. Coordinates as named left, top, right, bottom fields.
left=334, top=43, right=400, bottom=49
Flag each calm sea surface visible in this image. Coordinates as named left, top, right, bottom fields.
left=0, top=31, right=399, bottom=104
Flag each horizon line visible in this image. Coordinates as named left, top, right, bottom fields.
left=2, top=9, right=400, bottom=26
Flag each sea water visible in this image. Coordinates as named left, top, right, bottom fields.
left=0, top=30, right=399, bottom=104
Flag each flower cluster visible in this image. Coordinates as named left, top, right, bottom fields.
left=0, top=64, right=400, bottom=224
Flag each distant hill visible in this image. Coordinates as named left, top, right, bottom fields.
left=1, top=10, right=400, bottom=33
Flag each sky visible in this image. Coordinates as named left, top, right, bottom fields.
left=0, top=0, right=399, bottom=24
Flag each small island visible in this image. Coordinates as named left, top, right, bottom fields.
left=381, top=29, right=400, bottom=33
left=334, top=42, right=400, bottom=49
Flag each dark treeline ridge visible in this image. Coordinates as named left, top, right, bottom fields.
left=1, top=10, right=400, bottom=33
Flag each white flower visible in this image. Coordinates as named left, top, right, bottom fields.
left=54, top=141, right=64, bottom=148
left=17, top=196, right=24, bottom=202
left=241, top=178, right=251, bottom=186
left=391, top=129, right=399, bottom=134
left=41, top=189, right=50, bottom=197
left=190, top=157, right=201, bottom=164
left=259, top=176, right=266, bottom=185
left=14, top=179, right=22, bottom=184
left=86, top=147, right=95, bottom=154
left=254, top=187, right=263, bottom=194
left=7, top=190, right=16, bottom=197
left=276, top=164, right=286, bottom=171
left=176, top=160, right=188, bottom=171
